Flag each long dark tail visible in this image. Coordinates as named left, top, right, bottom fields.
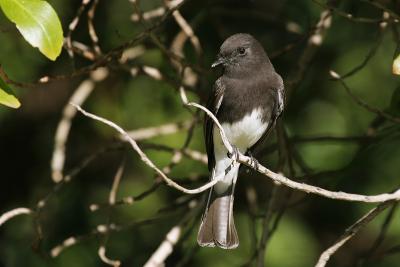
left=197, top=184, right=239, bottom=249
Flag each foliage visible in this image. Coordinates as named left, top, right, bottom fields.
left=0, top=0, right=63, bottom=61
left=0, top=76, right=20, bottom=108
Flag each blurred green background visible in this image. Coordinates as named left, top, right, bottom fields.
left=1, top=0, right=400, bottom=266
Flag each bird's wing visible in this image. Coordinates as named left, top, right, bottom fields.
left=276, top=76, right=285, bottom=118
left=204, top=78, right=225, bottom=171
left=249, top=75, right=285, bottom=154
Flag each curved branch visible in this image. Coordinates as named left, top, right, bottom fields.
left=315, top=201, right=393, bottom=267
left=72, top=101, right=400, bottom=203
left=0, top=207, right=32, bottom=227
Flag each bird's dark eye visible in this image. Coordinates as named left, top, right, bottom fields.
left=238, top=47, right=246, bottom=55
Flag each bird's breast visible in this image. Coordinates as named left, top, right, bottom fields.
left=219, top=107, right=268, bottom=152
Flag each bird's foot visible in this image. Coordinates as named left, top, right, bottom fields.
left=227, top=146, right=240, bottom=162
left=247, top=151, right=260, bottom=171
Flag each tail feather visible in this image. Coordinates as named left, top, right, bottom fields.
left=197, top=185, right=239, bottom=249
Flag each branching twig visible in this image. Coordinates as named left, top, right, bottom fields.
left=330, top=70, right=400, bottom=124
left=50, top=215, right=171, bottom=257
left=51, top=67, right=109, bottom=183
left=65, top=0, right=92, bottom=59
left=87, top=0, right=102, bottom=55
left=72, top=95, right=400, bottom=203
left=71, top=103, right=221, bottom=194
left=362, top=0, right=400, bottom=21
left=355, top=203, right=398, bottom=266
left=313, top=0, right=388, bottom=24
left=97, top=158, right=125, bottom=267
left=286, top=7, right=333, bottom=99
left=315, top=201, right=394, bottom=267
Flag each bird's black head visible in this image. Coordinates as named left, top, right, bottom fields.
left=212, top=33, right=272, bottom=75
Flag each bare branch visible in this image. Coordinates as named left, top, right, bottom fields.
left=330, top=70, right=400, bottom=124
left=50, top=216, right=174, bottom=257
left=98, top=246, right=121, bottom=267
left=0, top=207, right=32, bottom=227
left=69, top=41, right=96, bottom=60
left=124, top=120, right=192, bottom=140
left=240, top=153, right=400, bottom=203
left=144, top=226, right=182, bottom=267
left=71, top=103, right=221, bottom=194
left=65, top=0, right=92, bottom=59
left=90, top=181, right=161, bottom=211
left=313, top=0, right=387, bottom=24
left=170, top=31, right=199, bottom=86
left=131, top=7, right=165, bottom=21
left=315, top=201, right=393, bottom=267
left=166, top=1, right=202, bottom=56
left=87, top=0, right=102, bottom=55
left=362, top=0, right=400, bottom=21
left=286, top=7, right=333, bottom=100
left=109, top=158, right=125, bottom=205
left=51, top=237, right=79, bottom=257
left=51, top=67, right=109, bottom=183
left=72, top=90, right=400, bottom=204
left=130, top=0, right=184, bottom=22
left=356, top=203, right=398, bottom=265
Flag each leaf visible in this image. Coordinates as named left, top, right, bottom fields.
left=0, top=0, right=63, bottom=61
left=393, top=54, right=400, bottom=75
left=0, top=77, right=20, bottom=108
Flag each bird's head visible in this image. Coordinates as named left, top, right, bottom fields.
left=212, top=33, right=271, bottom=74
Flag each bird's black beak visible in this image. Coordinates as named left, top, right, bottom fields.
left=212, top=56, right=225, bottom=68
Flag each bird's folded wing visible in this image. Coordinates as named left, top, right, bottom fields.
left=204, top=78, right=225, bottom=171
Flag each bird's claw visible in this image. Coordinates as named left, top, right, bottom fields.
left=227, top=146, right=240, bottom=162
left=248, top=151, right=259, bottom=171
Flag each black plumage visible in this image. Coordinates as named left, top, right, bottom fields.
left=198, top=33, right=285, bottom=249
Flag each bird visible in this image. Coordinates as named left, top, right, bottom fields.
left=197, top=33, right=285, bottom=249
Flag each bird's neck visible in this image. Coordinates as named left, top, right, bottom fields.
left=224, top=62, right=274, bottom=79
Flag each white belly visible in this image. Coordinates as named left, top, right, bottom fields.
left=214, top=107, right=268, bottom=154
left=212, top=108, right=268, bottom=191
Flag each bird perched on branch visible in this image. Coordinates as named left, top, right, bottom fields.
left=197, top=33, right=285, bottom=249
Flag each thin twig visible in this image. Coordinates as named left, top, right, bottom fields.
left=125, top=120, right=193, bottom=140
left=72, top=98, right=400, bottom=203
left=51, top=215, right=172, bottom=257
left=330, top=70, right=400, bottom=124
left=362, top=0, right=400, bottom=21
left=144, top=226, right=182, bottom=267
left=143, top=199, right=200, bottom=267
left=97, top=157, right=125, bottom=267
left=286, top=8, right=333, bottom=100
left=51, top=67, right=109, bottom=183
left=72, top=103, right=221, bottom=194
left=0, top=207, right=32, bottom=227
left=313, top=0, right=387, bottom=24
left=66, top=0, right=92, bottom=60
left=87, top=0, right=102, bottom=55
left=315, top=201, right=393, bottom=267
left=355, top=203, right=398, bottom=266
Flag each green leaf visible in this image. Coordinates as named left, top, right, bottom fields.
left=0, top=77, right=20, bottom=108
left=0, top=0, right=63, bottom=61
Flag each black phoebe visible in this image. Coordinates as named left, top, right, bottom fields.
left=197, top=33, right=285, bottom=249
